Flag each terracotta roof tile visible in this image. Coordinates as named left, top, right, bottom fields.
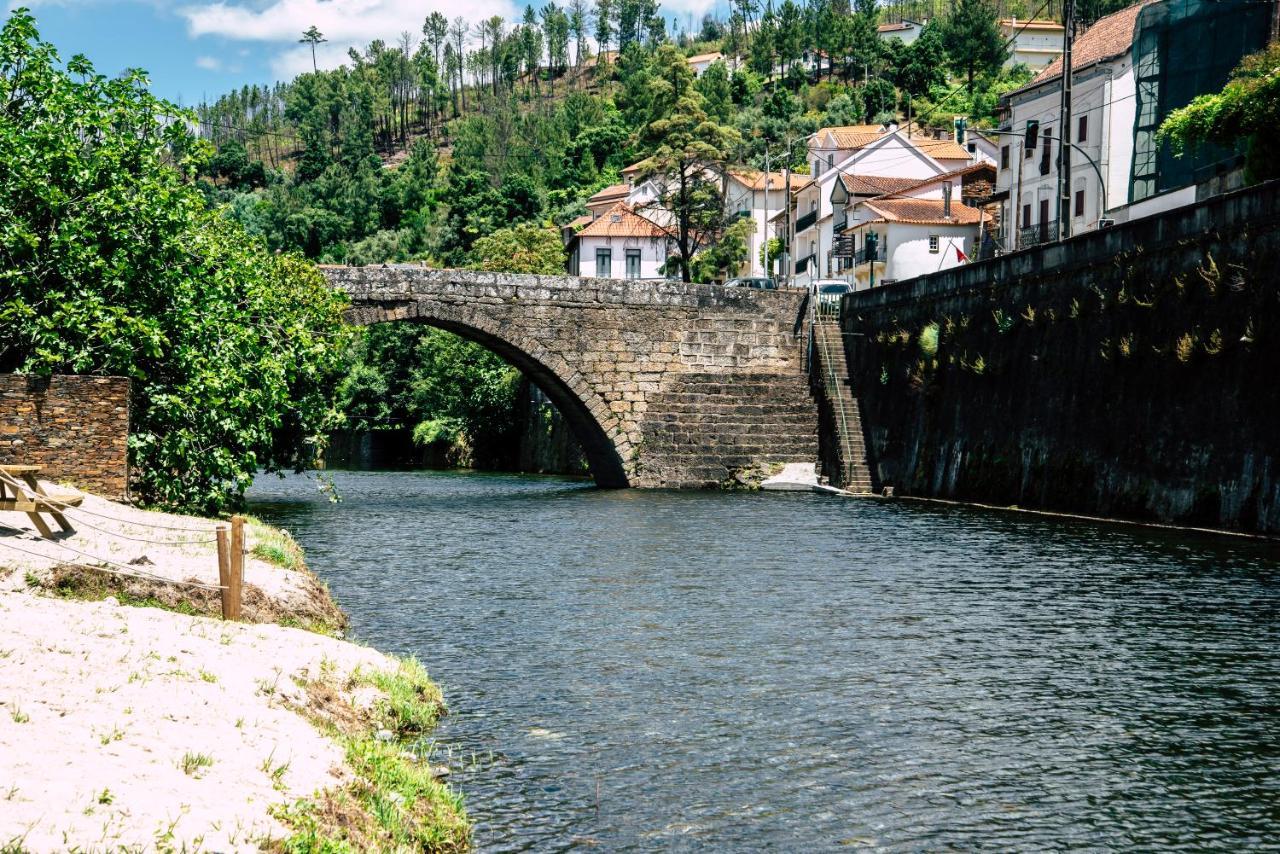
left=912, top=137, right=974, bottom=161
left=686, top=51, right=723, bottom=64
left=729, top=169, right=789, bottom=191
left=817, top=124, right=892, bottom=149
left=1029, top=1, right=1150, bottom=88
left=877, top=21, right=917, bottom=32
left=575, top=202, right=669, bottom=239
left=861, top=197, right=983, bottom=226
left=566, top=213, right=594, bottom=230
left=839, top=174, right=923, bottom=195
left=1000, top=18, right=1065, bottom=31
left=588, top=183, right=632, bottom=204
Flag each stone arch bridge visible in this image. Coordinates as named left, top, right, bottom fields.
left=323, top=266, right=819, bottom=488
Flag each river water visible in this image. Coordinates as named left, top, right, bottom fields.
left=247, top=470, right=1279, bottom=851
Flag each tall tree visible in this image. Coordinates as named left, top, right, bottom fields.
left=939, top=0, right=1007, bottom=93
left=299, top=25, right=327, bottom=73
left=637, top=46, right=741, bottom=282
left=569, top=0, right=588, bottom=67
left=593, top=0, right=614, bottom=61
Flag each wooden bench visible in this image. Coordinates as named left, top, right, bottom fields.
left=0, top=465, right=82, bottom=538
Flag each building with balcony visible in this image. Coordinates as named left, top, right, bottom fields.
left=993, top=0, right=1270, bottom=253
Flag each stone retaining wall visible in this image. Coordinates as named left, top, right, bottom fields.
left=840, top=180, right=1280, bottom=534
left=0, top=375, right=130, bottom=499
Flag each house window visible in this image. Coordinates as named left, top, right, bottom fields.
left=1074, top=189, right=1085, bottom=218
left=827, top=154, right=833, bottom=170
left=1022, top=203, right=1031, bottom=227
left=1025, top=119, right=1039, bottom=157
left=1077, top=115, right=1088, bottom=143
left=625, top=249, right=641, bottom=279
left=1039, top=128, right=1052, bottom=176
left=595, top=248, right=611, bottom=278
left=928, top=235, right=940, bottom=253
left=1001, top=145, right=1010, bottom=169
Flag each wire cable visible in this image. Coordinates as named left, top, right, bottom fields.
left=0, top=534, right=225, bottom=592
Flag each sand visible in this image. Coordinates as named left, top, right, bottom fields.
left=0, top=591, right=392, bottom=851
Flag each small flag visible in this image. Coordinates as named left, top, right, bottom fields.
left=956, top=246, right=968, bottom=263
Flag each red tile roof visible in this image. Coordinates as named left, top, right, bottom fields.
left=839, top=174, right=924, bottom=196
left=1028, top=1, right=1151, bottom=88
left=575, top=202, right=668, bottom=239
left=862, top=197, right=984, bottom=225
left=729, top=169, right=789, bottom=191
left=877, top=21, right=918, bottom=32
left=817, top=124, right=893, bottom=149
left=587, top=183, right=632, bottom=205
left=912, top=136, right=974, bottom=161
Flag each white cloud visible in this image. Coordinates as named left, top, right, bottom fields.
left=194, top=55, right=223, bottom=71
left=181, top=0, right=518, bottom=46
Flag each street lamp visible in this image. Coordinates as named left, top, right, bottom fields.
left=984, top=128, right=1108, bottom=250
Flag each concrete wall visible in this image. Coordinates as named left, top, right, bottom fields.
left=325, top=268, right=818, bottom=489
left=840, top=180, right=1280, bottom=534
left=0, top=375, right=130, bottom=499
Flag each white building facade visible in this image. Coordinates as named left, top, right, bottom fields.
left=790, top=124, right=974, bottom=287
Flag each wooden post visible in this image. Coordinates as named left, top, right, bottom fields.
left=229, top=516, right=245, bottom=621
left=216, top=525, right=233, bottom=620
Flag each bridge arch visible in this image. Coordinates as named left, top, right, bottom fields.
left=345, top=299, right=631, bottom=488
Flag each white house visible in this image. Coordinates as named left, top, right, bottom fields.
left=841, top=195, right=983, bottom=289
left=999, top=18, right=1064, bottom=69
left=790, top=124, right=974, bottom=286
left=876, top=20, right=925, bottom=45
left=570, top=202, right=673, bottom=280
left=724, top=169, right=789, bottom=278
left=994, top=2, right=1148, bottom=250
left=686, top=51, right=726, bottom=77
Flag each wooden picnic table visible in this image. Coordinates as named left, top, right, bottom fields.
left=0, top=464, right=81, bottom=538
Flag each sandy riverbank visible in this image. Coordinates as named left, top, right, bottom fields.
left=0, top=487, right=469, bottom=852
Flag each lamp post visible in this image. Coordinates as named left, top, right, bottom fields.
left=764, top=132, right=814, bottom=287
left=986, top=129, right=1108, bottom=249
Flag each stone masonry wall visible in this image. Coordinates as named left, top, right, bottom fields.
left=324, top=268, right=819, bottom=488
left=840, top=180, right=1280, bottom=534
left=0, top=375, right=130, bottom=499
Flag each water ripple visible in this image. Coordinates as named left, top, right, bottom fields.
left=249, top=471, right=1280, bottom=852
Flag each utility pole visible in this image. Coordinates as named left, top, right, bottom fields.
left=1057, top=0, right=1076, bottom=239
left=764, top=142, right=771, bottom=278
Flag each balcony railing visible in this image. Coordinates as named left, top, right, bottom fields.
left=795, top=210, right=818, bottom=233
left=795, top=254, right=816, bottom=274
left=1019, top=221, right=1059, bottom=248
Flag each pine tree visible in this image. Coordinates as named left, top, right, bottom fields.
left=939, top=0, right=1008, bottom=93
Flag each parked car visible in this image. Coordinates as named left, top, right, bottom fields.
left=808, top=278, right=850, bottom=295
left=724, top=277, right=777, bottom=290
left=814, top=281, right=851, bottom=311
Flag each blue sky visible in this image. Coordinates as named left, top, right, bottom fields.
left=17, top=0, right=721, bottom=106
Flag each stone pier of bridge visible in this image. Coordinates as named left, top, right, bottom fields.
left=323, top=266, right=819, bottom=489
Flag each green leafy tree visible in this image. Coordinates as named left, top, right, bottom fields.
left=469, top=224, right=567, bottom=273
left=638, top=46, right=742, bottom=282
left=939, top=0, right=1008, bottom=94
left=942, top=0, right=1008, bottom=94
left=0, top=10, right=351, bottom=512
left=1158, top=41, right=1280, bottom=183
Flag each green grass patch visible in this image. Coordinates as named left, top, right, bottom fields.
left=244, top=516, right=306, bottom=571
left=360, top=658, right=447, bottom=734
left=270, top=657, right=468, bottom=853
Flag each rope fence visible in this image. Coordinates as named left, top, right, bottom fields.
left=0, top=471, right=247, bottom=618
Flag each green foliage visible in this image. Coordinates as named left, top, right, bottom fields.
left=1158, top=41, right=1280, bottom=183
left=0, top=11, right=351, bottom=513
left=470, top=224, right=566, bottom=273
left=938, top=0, right=1008, bottom=93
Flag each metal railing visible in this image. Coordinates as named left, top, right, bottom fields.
left=795, top=210, right=818, bottom=232
left=807, top=302, right=857, bottom=489
left=1019, top=221, right=1059, bottom=248
left=795, top=254, right=816, bottom=274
